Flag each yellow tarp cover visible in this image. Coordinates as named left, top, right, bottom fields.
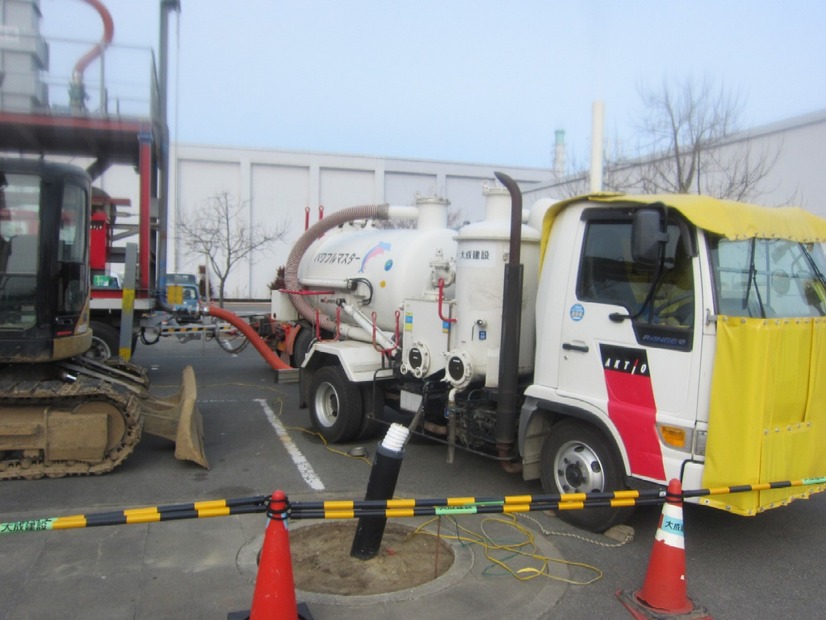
left=702, top=317, right=826, bottom=515
left=540, top=192, right=826, bottom=267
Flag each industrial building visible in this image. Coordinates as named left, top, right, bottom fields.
left=167, top=107, right=826, bottom=299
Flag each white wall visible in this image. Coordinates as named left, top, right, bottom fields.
left=741, top=112, right=826, bottom=214
left=168, top=144, right=550, bottom=298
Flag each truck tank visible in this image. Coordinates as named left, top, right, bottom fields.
left=296, top=196, right=457, bottom=334
left=444, top=186, right=541, bottom=389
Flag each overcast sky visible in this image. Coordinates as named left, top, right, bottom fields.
left=40, top=0, right=826, bottom=170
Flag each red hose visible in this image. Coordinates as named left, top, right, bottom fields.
left=206, top=305, right=292, bottom=371
left=73, top=0, right=115, bottom=77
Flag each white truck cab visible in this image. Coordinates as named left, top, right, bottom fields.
left=519, top=194, right=826, bottom=529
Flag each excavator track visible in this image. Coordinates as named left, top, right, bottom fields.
left=0, top=358, right=145, bottom=480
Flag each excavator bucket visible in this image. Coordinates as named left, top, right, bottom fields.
left=140, top=365, right=209, bottom=469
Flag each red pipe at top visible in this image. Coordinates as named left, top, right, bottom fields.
left=205, top=305, right=293, bottom=371
left=73, top=0, right=115, bottom=78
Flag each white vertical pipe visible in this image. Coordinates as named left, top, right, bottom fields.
left=553, top=129, right=566, bottom=177
left=590, top=100, right=604, bottom=193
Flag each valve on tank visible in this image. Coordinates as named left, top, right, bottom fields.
left=429, top=249, right=455, bottom=289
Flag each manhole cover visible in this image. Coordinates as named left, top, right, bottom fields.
left=237, top=520, right=474, bottom=604
left=291, top=521, right=453, bottom=596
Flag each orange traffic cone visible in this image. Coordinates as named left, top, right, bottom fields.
left=249, top=491, right=299, bottom=620
left=617, top=479, right=711, bottom=619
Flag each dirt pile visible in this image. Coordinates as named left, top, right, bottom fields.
left=291, top=522, right=454, bottom=596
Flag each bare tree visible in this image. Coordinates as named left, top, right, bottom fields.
left=628, top=76, right=779, bottom=200
left=562, top=76, right=782, bottom=202
left=177, top=192, right=289, bottom=306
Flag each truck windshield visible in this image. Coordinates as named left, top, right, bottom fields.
left=0, top=171, right=40, bottom=329
left=709, top=235, right=826, bottom=318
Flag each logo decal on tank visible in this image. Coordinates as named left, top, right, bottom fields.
left=359, top=241, right=391, bottom=273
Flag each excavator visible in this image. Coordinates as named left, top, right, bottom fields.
left=0, top=157, right=208, bottom=479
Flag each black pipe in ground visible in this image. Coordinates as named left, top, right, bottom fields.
left=350, top=424, right=409, bottom=560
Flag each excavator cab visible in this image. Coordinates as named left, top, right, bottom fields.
left=0, top=160, right=92, bottom=362
left=0, top=159, right=208, bottom=478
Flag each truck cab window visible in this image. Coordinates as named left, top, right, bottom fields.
left=579, top=219, right=694, bottom=325
left=577, top=215, right=695, bottom=350
left=649, top=236, right=694, bottom=327
left=578, top=220, right=642, bottom=312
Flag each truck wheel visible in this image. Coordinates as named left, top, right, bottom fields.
left=309, top=366, right=363, bottom=443
left=291, top=326, right=315, bottom=368
left=355, top=383, right=384, bottom=440
left=86, top=321, right=120, bottom=361
left=539, top=420, right=633, bottom=532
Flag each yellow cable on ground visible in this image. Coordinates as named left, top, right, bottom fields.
left=272, top=398, right=610, bottom=586
left=412, top=514, right=603, bottom=586
left=283, top=423, right=373, bottom=466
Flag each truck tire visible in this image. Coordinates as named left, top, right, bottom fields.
left=355, top=383, right=384, bottom=440
left=291, top=325, right=315, bottom=368
left=539, top=420, right=633, bottom=532
left=309, top=365, right=363, bottom=443
left=86, top=321, right=120, bottom=361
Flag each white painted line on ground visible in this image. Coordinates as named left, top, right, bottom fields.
left=255, top=398, right=325, bottom=491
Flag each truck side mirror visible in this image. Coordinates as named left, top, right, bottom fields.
left=631, top=207, right=669, bottom=268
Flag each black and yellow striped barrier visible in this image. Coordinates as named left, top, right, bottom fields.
left=287, top=490, right=667, bottom=520
left=682, top=477, right=826, bottom=498
left=3, top=477, right=825, bottom=535
left=0, top=495, right=268, bottom=534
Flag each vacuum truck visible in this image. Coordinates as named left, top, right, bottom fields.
left=274, top=173, right=826, bottom=531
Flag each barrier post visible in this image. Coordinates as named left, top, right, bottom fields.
left=617, top=479, right=711, bottom=619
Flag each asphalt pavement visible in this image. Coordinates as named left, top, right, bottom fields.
left=2, top=308, right=826, bottom=619
left=0, top=324, right=573, bottom=620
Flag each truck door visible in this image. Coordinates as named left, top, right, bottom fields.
left=555, top=207, right=701, bottom=483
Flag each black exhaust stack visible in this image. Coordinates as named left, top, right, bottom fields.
left=493, top=172, right=523, bottom=462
